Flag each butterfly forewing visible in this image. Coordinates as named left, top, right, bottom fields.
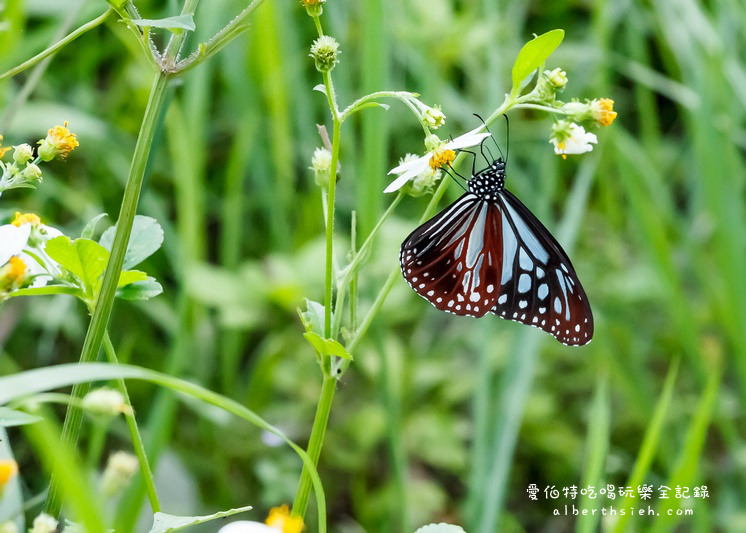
left=400, top=193, right=503, bottom=317
left=491, top=190, right=593, bottom=345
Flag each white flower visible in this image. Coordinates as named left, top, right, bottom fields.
left=385, top=125, right=491, bottom=193
left=549, top=121, right=597, bottom=159
left=30, top=513, right=57, bottom=533
left=0, top=223, right=30, bottom=266
left=218, top=522, right=278, bottom=533
left=0, top=214, right=63, bottom=288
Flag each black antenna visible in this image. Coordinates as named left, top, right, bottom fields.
left=443, top=165, right=468, bottom=192
left=504, top=114, right=510, bottom=164
left=473, top=113, right=504, bottom=162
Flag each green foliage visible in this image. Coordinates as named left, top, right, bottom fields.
left=148, top=506, right=252, bottom=532
left=131, top=15, right=196, bottom=33
left=510, top=29, right=565, bottom=96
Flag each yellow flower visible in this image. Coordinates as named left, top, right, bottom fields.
left=0, top=460, right=18, bottom=489
left=429, top=149, right=455, bottom=171
left=11, top=212, right=41, bottom=227
left=38, top=121, right=79, bottom=161
left=0, top=136, right=10, bottom=159
left=265, top=505, right=304, bottom=533
left=592, top=98, right=617, bottom=126
left=300, top=0, right=325, bottom=5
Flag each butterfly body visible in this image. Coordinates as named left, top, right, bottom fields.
left=400, top=157, right=593, bottom=346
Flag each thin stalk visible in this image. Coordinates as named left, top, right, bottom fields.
left=292, top=374, right=337, bottom=517
left=45, top=72, right=170, bottom=517
left=0, top=9, right=112, bottom=81
left=322, top=91, right=341, bottom=341
left=102, top=331, right=160, bottom=512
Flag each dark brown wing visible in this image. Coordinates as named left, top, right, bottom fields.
left=400, top=193, right=503, bottom=317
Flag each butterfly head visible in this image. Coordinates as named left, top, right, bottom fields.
left=468, top=157, right=506, bottom=200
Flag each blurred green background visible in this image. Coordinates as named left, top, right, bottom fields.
left=1, top=0, right=745, bottom=531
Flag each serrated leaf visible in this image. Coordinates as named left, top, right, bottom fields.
left=100, top=215, right=164, bottom=270
left=148, top=506, right=252, bottom=533
left=118, top=270, right=148, bottom=288
left=131, top=14, right=196, bottom=32
left=303, top=332, right=353, bottom=360
left=414, top=524, right=467, bottom=533
left=0, top=407, right=41, bottom=427
left=81, top=213, right=108, bottom=240
left=117, top=277, right=163, bottom=300
left=45, top=236, right=109, bottom=295
left=511, top=29, right=564, bottom=96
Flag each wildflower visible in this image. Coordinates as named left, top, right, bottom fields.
left=0, top=136, right=10, bottom=159
left=82, top=388, right=131, bottom=417
left=37, top=121, right=79, bottom=161
left=29, top=513, right=57, bottom=533
left=101, top=451, right=139, bottom=495
left=310, top=147, right=333, bottom=187
left=12, top=143, right=33, bottom=164
left=385, top=125, right=490, bottom=193
left=412, top=100, right=446, bottom=129
left=217, top=505, right=304, bottom=533
left=300, top=0, right=325, bottom=17
left=0, top=460, right=18, bottom=491
left=11, top=212, right=40, bottom=227
left=0, top=256, right=28, bottom=295
left=309, top=35, right=340, bottom=72
left=590, top=98, right=617, bottom=126
left=549, top=120, right=597, bottom=160
left=21, top=163, right=42, bottom=182
left=394, top=154, right=443, bottom=197
left=545, top=68, right=568, bottom=89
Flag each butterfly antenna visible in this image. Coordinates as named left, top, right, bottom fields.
left=504, top=114, right=510, bottom=164
left=458, top=148, right=478, bottom=176
left=474, top=113, right=504, bottom=162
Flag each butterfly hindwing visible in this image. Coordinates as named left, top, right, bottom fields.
left=400, top=193, right=503, bottom=317
left=491, top=189, right=593, bottom=345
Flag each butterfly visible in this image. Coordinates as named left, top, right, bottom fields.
left=399, top=144, right=593, bottom=346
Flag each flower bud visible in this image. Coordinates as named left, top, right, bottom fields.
left=12, top=144, right=33, bottom=164
left=422, top=105, right=446, bottom=129
left=30, top=514, right=57, bottom=533
left=21, top=163, right=42, bottom=182
left=310, top=147, right=333, bottom=187
left=545, top=68, right=568, bottom=89
left=309, top=35, right=340, bottom=72
left=37, top=121, right=79, bottom=161
left=82, top=388, right=131, bottom=417
left=590, top=98, right=617, bottom=126
left=424, top=134, right=442, bottom=152
left=101, top=451, right=139, bottom=496
left=300, top=0, right=325, bottom=17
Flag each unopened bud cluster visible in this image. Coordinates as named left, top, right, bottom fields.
left=309, top=35, right=340, bottom=72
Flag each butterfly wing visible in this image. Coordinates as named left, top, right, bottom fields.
left=400, top=193, right=503, bottom=317
left=491, top=188, right=593, bottom=345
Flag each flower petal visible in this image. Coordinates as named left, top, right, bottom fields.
left=445, top=125, right=492, bottom=150
left=385, top=156, right=431, bottom=193
left=0, top=223, right=31, bottom=266
left=218, top=521, right=278, bottom=533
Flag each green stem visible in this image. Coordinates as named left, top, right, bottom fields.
left=45, top=72, right=170, bottom=517
left=322, top=83, right=340, bottom=341
left=292, top=374, right=337, bottom=518
left=102, top=331, right=160, bottom=512
left=0, top=9, right=112, bottom=81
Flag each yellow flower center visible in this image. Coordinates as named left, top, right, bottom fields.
left=265, top=505, right=304, bottom=533
left=12, top=212, right=41, bottom=227
left=0, top=460, right=18, bottom=488
left=301, top=0, right=324, bottom=5
left=7, top=257, right=27, bottom=282
left=47, top=121, right=79, bottom=157
left=429, top=149, right=456, bottom=170
left=597, top=98, right=617, bottom=126
left=557, top=142, right=567, bottom=160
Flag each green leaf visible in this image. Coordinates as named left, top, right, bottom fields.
left=511, top=29, right=564, bottom=96
left=0, top=407, right=42, bottom=427
left=81, top=213, right=108, bottom=240
left=130, top=15, right=196, bottom=32
left=45, top=236, right=110, bottom=295
left=100, top=215, right=164, bottom=270
left=117, top=277, right=163, bottom=300
left=118, top=270, right=148, bottom=288
left=299, top=298, right=325, bottom=334
left=303, top=331, right=353, bottom=360
left=148, top=506, right=252, bottom=533
left=414, top=524, right=467, bottom=533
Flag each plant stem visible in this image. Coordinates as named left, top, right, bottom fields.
left=0, top=9, right=113, bottom=81
left=292, top=374, right=337, bottom=518
left=102, top=331, right=161, bottom=512
left=45, top=72, right=170, bottom=517
left=322, top=88, right=340, bottom=341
